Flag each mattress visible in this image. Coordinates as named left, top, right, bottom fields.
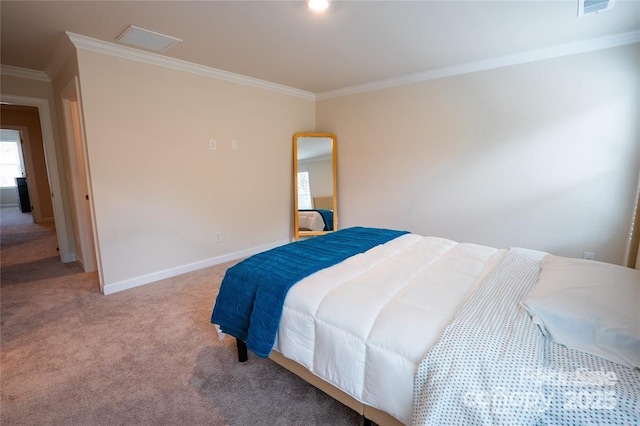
left=273, top=234, right=506, bottom=424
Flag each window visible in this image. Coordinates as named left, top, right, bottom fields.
left=0, top=130, right=25, bottom=188
left=297, top=171, right=313, bottom=209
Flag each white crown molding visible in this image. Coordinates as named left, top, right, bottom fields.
left=0, top=65, right=50, bottom=82
left=44, top=37, right=75, bottom=81
left=65, top=32, right=316, bottom=101
left=5, top=30, right=636, bottom=101
left=316, top=30, right=640, bottom=101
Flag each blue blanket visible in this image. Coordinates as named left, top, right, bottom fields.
left=211, top=226, right=408, bottom=357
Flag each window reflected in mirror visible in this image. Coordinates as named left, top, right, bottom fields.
left=293, top=133, right=337, bottom=240
left=297, top=171, right=312, bottom=209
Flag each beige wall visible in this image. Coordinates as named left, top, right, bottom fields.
left=0, top=188, right=18, bottom=206
left=317, top=44, right=640, bottom=265
left=1, top=74, right=55, bottom=101
left=3, top=41, right=636, bottom=290
left=0, top=105, right=54, bottom=219
left=75, top=49, right=315, bottom=287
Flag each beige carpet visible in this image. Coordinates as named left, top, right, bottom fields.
left=0, top=206, right=361, bottom=425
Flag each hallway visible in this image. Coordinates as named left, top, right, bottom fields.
left=0, top=204, right=101, bottom=346
left=0, top=206, right=90, bottom=286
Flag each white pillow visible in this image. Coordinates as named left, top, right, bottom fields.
left=521, top=255, right=640, bottom=368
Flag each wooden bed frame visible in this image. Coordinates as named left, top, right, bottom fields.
left=236, top=339, right=404, bottom=426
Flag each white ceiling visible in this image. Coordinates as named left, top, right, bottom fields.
left=1, top=1, right=639, bottom=94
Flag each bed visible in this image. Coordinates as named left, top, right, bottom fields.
left=211, top=227, right=640, bottom=425
left=298, top=196, right=335, bottom=232
left=298, top=209, right=334, bottom=231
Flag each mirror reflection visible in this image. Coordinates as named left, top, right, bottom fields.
left=293, top=133, right=337, bottom=240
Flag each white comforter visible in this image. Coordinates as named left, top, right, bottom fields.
left=273, top=234, right=506, bottom=424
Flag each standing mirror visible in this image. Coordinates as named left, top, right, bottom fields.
left=293, top=132, right=337, bottom=240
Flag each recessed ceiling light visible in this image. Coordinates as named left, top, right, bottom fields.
left=116, top=25, right=182, bottom=52
left=308, top=0, right=329, bottom=13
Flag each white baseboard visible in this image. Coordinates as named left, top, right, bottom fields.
left=102, top=238, right=291, bottom=295
left=0, top=203, right=19, bottom=207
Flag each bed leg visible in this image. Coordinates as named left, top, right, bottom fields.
left=236, top=338, right=248, bottom=362
left=363, top=416, right=373, bottom=426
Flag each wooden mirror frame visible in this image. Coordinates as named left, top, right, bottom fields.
left=293, top=132, right=338, bottom=241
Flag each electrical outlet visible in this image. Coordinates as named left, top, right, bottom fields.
left=215, top=232, right=223, bottom=243
left=209, top=139, right=217, bottom=150
left=583, top=251, right=595, bottom=261
left=232, top=140, right=238, bottom=151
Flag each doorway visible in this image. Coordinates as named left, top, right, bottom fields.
left=0, top=93, right=73, bottom=263
left=60, top=77, right=97, bottom=273
left=0, top=120, right=46, bottom=224
left=0, top=128, right=30, bottom=218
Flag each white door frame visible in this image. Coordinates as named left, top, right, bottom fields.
left=0, top=93, right=73, bottom=262
left=61, top=77, right=98, bottom=273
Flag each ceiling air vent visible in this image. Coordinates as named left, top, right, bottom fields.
left=116, top=25, right=182, bottom=52
left=578, top=0, right=615, bottom=17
